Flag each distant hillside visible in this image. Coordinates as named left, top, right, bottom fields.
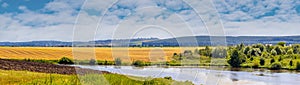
left=142, top=36, right=300, bottom=46
left=0, top=36, right=300, bottom=47
left=0, top=38, right=159, bottom=47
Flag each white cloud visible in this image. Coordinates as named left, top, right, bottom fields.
left=0, top=0, right=300, bottom=42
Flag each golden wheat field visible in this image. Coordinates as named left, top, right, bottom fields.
left=0, top=47, right=202, bottom=61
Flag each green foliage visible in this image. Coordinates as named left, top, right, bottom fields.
left=296, top=62, right=300, bottom=70
left=289, top=60, right=293, bottom=66
left=271, top=49, right=277, bottom=56
left=287, top=49, right=294, bottom=54
left=243, top=47, right=251, bottom=56
left=228, top=49, right=242, bottom=67
left=274, top=46, right=283, bottom=55
left=23, top=59, right=57, bottom=64
left=277, top=42, right=286, bottom=47
left=211, top=47, right=227, bottom=58
left=270, top=58, right=275, bottom=64
left=115, top=58, right=122, bottom=66
left=0, top=70, right=192, bottom=85
left=269, top=62, right=282, bottom=70
left=199, top=46, right=212, bottom=57
left=132, top=60, right=150, bottom=67
left=58, top=57, right=74, bottom=64
left=260, top=58, right=265, bottom=66
left=163, top=76, right=172, bottom=80
left=89, top=59, right=96, bottom=65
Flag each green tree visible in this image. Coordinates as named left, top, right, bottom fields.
left=243, top=47, right=250, bottom=55
left=115, top=58, right=122, bottom=66
left=270, top=58, right=275, bottom=64
left=277, top=42, right=286, bottom=47
left=274, top=46, right=283, bottom=55
left=296, top=62, right=300, bottom=70
left=270, top=62, right=282, bottom=70
left=289, top=60, right=293, bottom=66
left=228, top=49, right=242, bottom=67
left=260, top=58, right=265, bottom=66
left=271, top=49, right=277, bottom=56
left=287, top=49, right=294, bottom=54
left=58, top=57, right=74, bottom=64
left=89, top=59, right=96, bottom=65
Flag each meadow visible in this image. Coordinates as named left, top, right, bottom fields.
left=0, top=70, right=193, bottom=85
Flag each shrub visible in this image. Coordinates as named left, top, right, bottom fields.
left=296, top=62, right=300, bottom=70
left=115, top=58, right=122, bottom=66
left=58, top=57, right=74, bottom=64
left=132, top=60, right=144, bottom=67
left=270, top=58, right=275, bottom=64
left=163, top=76, right=172, bottom=80
left=89, top=59, right=96, bottom=65
left=227, top=49, right=242, bottom=67
left=270, top=62, right=282, bottom=70
left=260, top=58, right=265, bottom=66
left=289, top=60, right=293, bottom=66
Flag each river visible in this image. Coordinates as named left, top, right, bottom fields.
left=73, top=65, right=300, bottom=85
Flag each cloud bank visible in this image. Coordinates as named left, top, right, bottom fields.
left=0, top=0, right=299, bottom=41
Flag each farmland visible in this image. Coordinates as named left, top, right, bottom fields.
left=0, top=47, right=201, bottom=62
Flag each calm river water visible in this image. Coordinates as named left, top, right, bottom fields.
left=73, top=65, right=300, bottom=85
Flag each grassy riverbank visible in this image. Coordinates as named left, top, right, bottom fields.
left=0, top=70, right=193, bottom=85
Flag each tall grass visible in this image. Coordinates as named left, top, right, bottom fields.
left=0, top=70, right=193, bottom=85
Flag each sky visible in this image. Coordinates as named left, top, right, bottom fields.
left=0, top=0, right=300, bottom=42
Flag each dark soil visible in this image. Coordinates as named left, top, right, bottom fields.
left=0, top=59, right=109, bottom=75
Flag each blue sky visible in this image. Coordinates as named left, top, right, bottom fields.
left=0, top=0, right=300, bottom=41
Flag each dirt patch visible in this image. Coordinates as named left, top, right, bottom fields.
left=0, top=59, right=109, bottom=75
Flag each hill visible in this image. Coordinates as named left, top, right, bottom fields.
left=0, top=36, right=300, bottom=47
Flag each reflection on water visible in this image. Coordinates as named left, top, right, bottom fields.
left=73, top=65, right=300, bottom=85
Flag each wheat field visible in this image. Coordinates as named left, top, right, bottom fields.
left=0, top=47, right=202, bottom=61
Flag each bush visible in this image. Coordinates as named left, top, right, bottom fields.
left=296, top=62, right=300, bottom=70
left=260, top=58, right=265, bottom=66
left=269, top=62, right=282, bottom=70
left=132, top=60, right=144, bottom=67
left=58, top=57, right=74, bottom=64
left=163, top=76, right=172, bottom=80
left=227, top=50, right=242, bottom=67
left=289, top=60, right=293, bottom=66
left=270, top=58, right=275, bottom=64
left=115, top=58, right=122, bottom=66
left=89, top=59, right=96, bottom=65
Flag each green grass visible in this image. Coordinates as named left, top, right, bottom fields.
left=0, top=70, right=193, bottom=85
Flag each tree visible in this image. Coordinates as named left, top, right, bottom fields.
left=243, top=47, right=250, bottom=55
left=89, top=59, right=96, bottom=65
left=132, top=60, right=144, bottom=67
left=228, top=49, right=242, bottom=67
left=271, top=49, right=277, bottom=56
left=115, top=58, right=122, bottom=66
left=270, top=58, right=275, bottom=64
left=212, top=47, right=227, bottom=58
left=287, top=49, right=294, bottom=54
left=58, top=57, right=74, bottom=64
left=274, top=46, right=283, bottom=55
left=277, top=42, right=286, bottom=47
left=270, top=62, right=282, bottom=70
left=260, top=58, right=265, bottom=66
left=289, top=60, right=293, bottom=66
left=296, top=62, right=300, bottom=70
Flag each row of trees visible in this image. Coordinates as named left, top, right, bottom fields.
left=170, top=42, right=300, bottom=70
left=227, top=42, right=300, bottom=70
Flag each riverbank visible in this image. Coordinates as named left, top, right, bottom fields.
left=0, top=59, right=194, bottom=85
